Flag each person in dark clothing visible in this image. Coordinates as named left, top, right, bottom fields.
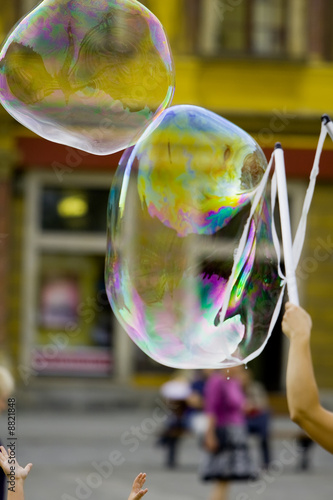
left=157, top=372, right=191, bottom=468
left=240, top=368, right=272, bottom=469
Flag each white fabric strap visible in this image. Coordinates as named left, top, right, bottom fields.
left=241, top=152, right=286, bottom=365
left=245, top=122, right=329, bottom=365
left=217, top=155, right=274, bottom=330
left=220, top=120, right=330, bottom=365
left=292, top=123, right=328, bottom=267
left=242, top=286, right=285, bottom=364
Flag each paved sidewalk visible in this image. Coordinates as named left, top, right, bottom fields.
left=1, top=407, right=332, bottom=500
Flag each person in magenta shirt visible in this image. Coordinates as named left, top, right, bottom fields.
left=200, top=368, right=256, bottom=500
left=205, top=372, right=246, bottom=426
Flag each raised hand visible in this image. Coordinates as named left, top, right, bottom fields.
left=128, top=472, right=148, bottom=500
left=0, top=446, right=32, bottom=480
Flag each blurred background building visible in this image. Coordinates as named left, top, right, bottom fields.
left=1, top=0, right=333, bottom=404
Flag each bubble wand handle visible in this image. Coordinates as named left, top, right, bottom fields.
left=322, top=114, right=333, bottom=141
left=274, top=143, right=300, bottom=306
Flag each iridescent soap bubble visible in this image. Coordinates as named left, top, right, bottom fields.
left=105, top=105, right=282, bottom=368
left=0, top=0, right=175, bottom=155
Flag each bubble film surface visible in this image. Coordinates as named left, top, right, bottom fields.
left=105, top=105, right=282, bottom=368
left=0, top=0, right=175, bottom=155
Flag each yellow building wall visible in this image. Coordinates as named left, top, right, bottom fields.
left=174, top=60, right=333, bottom=118
left=148, top=0, right=333, bottom=122
left=0, top=2, right=16, bottom=44
left=302, top=186, right=333, bottom=388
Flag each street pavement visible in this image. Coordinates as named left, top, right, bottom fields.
left=1, top=405, right=333, bottom=500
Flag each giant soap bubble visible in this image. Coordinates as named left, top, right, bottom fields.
left=105, top=105, right=282, bottom=368
left=0, top=0, right=175, bottom=155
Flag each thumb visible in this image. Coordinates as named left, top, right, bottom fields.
left=135, top=489, right=148, bottom=500
left=24, top=463, right=33, bottom=475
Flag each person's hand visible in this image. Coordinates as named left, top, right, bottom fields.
left=282, top=302, right=312, bottom=342
left=0, top=446, right=32, bottom=481
left=186, top=392, right=203, bottom=410
left=128, top=473, right=148, bottom=500
left=204, top=431, right=219, bottom=453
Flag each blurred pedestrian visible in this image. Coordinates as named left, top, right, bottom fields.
left=200, top=368, right=257, bottom=500
left=186, top=369, right=212, bottom=440
left=156, top=371, right=191, bottom=468
left=240, top=367, right=271, bottom=469
left=282, top=302, right=333, bottom=453
left=296, top=432, right=314, bottom=471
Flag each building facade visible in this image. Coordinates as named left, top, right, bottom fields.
left=1, top=0, right=333, bottom=392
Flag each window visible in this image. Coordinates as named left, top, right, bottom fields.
left=252, top=0, right=287, bottom=56
left=34, top=253, right=114, bottom=377
left=197, top=0, right=293, bottom=58
left=21, top=172, right=120, bottom=379
left=40, top=187, right=109, bottom=233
